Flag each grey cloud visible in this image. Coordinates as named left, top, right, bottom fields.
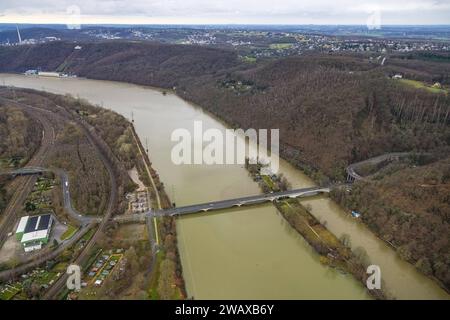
left=1, top=0, right=450, bottom=24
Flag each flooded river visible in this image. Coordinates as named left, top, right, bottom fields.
left=1, top=74, right=448, bottom=299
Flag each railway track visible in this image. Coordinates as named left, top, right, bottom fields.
left=0, top=97, right=118, bottom=299
left=42, top=104, right=118, bottom=299
left=0, top=98, right=55, bottom=248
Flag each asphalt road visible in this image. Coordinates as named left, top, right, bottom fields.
left=0, top=96, right=408, bottom=299
left=0, top=97, right=117, bottom=298
left=0, top=97, right=55, bottom=248
left=42, top=104, right=119, bottom=300
left=114, top=186, right=332, bottom=223
left=346, top=152, right=412, bottom=181
left=1, top=167, right=92, bottom=225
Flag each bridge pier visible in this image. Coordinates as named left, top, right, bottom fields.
left=142, top=186, right=332, bottom=219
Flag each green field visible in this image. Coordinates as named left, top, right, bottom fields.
left=399, top=79, right=447, bottom=94
left=269, top=43, right=294, bottom=50
left=240, top=55, right=257, bottom=63
left=0, top=284, right=21, bottom=300
left=148, top=250, right=165, bottom=300
left=262, top=175, right=277, bottom=190
left=0, top=157, right=23, bottom=169
left=0, top=266, right=62, bottom=300
left=82, top=228, right=95, bottom=242
left=61, top=225, right=78, bottom=241
left=34, top=270, right=58, bottom=286
left=35, top=177, right=55, bottom=192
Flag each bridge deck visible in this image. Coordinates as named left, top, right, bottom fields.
left=1, top=167, right=333, bottom=221
left=115, top=186, right=332, bottom=222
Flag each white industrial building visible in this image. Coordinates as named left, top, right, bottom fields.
left=16, top=214, right=53, bottom=252
left=38, top=71, right=61, bottom=77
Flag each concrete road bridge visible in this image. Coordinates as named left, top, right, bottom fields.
left=1, top=166, right=333, bottom=224
left=114, top=186, right=332, bottom=223
left=5, top=151, right=418, bottom=223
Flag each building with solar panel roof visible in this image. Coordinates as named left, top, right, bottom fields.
left=15, top=214, right=53, bottom=252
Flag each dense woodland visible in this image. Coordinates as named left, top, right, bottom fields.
left=181, top=56, right=449, bottom=182
left=332, top=157, right=450, bottom=288
left=45, top=92, right=137, bottom=216
left=51, top=121, right=111, bottom=216
left=0, top=89, right=135, bottom=217
left=0, top=102, right=42, bottom=216
left=0, top=41, right=238, bottom=88
left=2, top=41, right=447, bottom=178
left=0, top=41, right=448, bottom=289
left=386, top=52, right=450, bottom=85
left=0, top=103, right=41, bottom=163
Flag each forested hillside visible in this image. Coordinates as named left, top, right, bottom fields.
left=332, top=157, right=450, bottom=288
left=386, top=52, right=450, bottom=85
left=0, top=102, right=42, bottom=216
left=0, top=41, right=448, bottom=288
left=2, top=41, right=447, bottom=179
left=0, top=41, right=239, bottom=88
left=0, top=88, right=135, bottom=216
left=179, top=55, right=449, bottom=182
left=0, top=103, right=42, bottom=163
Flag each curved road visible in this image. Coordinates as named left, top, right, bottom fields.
left=4, top=167, right=333, bottom=222
left=1, top=147, right=408, bottom=288
left=346, top=152, right=412, bottom=182
left=42, top=103, right=119, bottom=300
left=1, top=167, right=92, bottom=225
left=0, top=97, right=118, bottom=300
left=0, top=98, right=55, bottom=248
left=1, top=97, right=417, bottom=298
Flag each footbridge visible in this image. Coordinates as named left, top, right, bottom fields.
left=0, top=166, right=91, bottom=224
left=0, top=166, right=48, bottom=177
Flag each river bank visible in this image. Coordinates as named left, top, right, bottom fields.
left=175, top=81, right=450, bottom=300
left=245, top=161, right=386, bottom=299
left=0, top=88, right=187, bottom=299
left=1, top=74, right=448, bottom=299
left=128, top=124, right=187, bottom=299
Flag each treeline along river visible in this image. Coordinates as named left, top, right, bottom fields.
left=1, top=74, right=448, bottom=299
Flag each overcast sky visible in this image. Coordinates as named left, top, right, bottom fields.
left=1, top=0, right=449, bottom=25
